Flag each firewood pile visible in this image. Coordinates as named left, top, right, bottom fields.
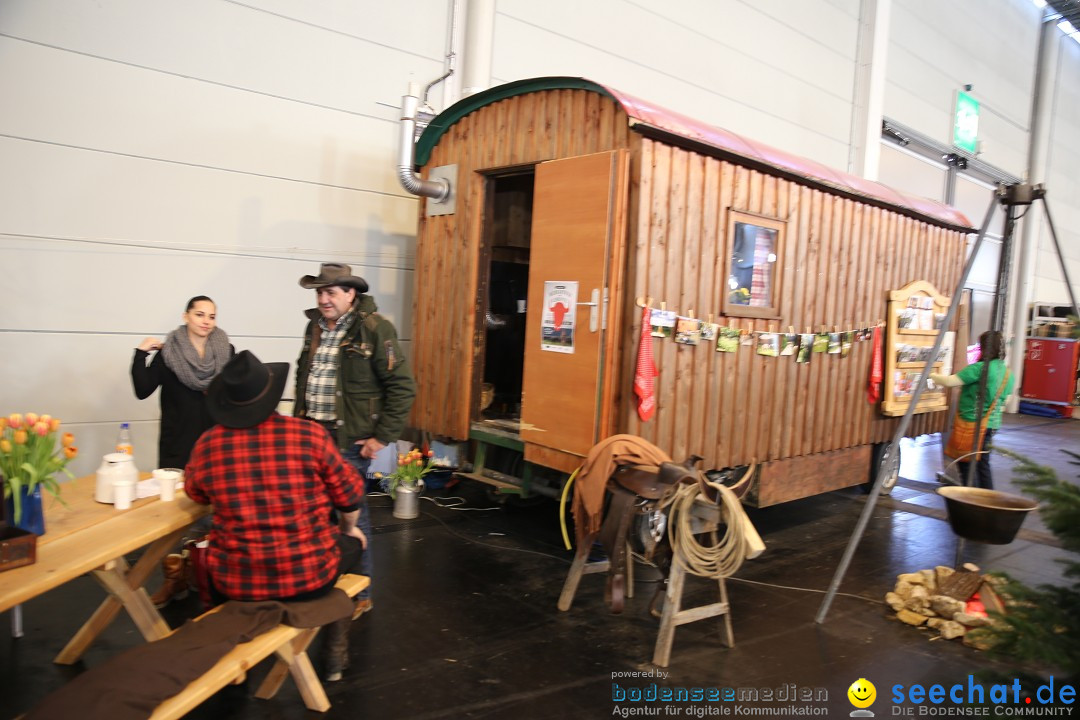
left=885, top=563, right=1006, bottom=648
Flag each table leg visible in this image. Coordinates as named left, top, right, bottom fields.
left=54, top=528, right=186, bottom=664
left=255, top=627, right=320, bottom=700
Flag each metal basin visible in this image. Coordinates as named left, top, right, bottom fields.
left=937, top=486, right=1038, bottom=545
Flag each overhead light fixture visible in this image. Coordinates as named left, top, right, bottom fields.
left=1058, top=19, right=1077, bottom=34
left=1032, top=0, right=1046, bottom=7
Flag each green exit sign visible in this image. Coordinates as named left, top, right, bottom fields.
left=953, top=91, right=979, bottom=154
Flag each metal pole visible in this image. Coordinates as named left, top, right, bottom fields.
left=991, top=203, right=1018, bottom=331
left=816, top=191, right=1001, bottom=624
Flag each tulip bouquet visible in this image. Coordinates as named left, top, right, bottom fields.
left=0, top=413, right=77, bottom=526
left=376, top=447, right=436, bottom=499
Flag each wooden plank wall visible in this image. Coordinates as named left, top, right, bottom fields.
left=623, top=139, right=968, bottom=469
left=412, top=90, right=632, bottom=439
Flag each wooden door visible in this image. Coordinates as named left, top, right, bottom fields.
left=520, top=150, right=629, bottom=470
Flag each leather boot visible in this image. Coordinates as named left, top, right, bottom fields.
left=323, top=617, right=350, bottom=682
left=149, top=553, right=189, bottom=608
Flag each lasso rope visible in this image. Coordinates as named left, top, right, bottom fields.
left=657, top=474, right=753, bottom=579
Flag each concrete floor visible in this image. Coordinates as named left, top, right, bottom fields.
left=2, top=414, right=1077, bottom=719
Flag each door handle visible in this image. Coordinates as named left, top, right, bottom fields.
left=576, top=288, right=601, bottom=332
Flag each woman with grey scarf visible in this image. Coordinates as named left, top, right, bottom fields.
left=131, top=295, right=234, bottom=469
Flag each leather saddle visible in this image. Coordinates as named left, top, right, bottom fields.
left=597, top=457, right=702, bottom=613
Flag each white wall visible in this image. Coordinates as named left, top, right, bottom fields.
left=492, top=0, right=862, bottom=169
left=886, top=0, right=1040, bottom=178
left=1, top=0, right=1077, bottom=478
left=1039, top=31, right=1080, bottom=306
left=0, top=0, right=446, bottom=474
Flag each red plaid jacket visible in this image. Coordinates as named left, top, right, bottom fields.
left=185, top=413, right=363, bottom=601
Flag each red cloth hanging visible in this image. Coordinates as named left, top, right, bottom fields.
left=868, top=325, right=883, bottom=404
left=633, top=306, right=659, bottom=421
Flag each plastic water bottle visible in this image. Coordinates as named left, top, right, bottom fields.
left=116, top=422, right=134, bottom=455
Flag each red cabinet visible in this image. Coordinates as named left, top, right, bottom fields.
left=1022, top=338, right=1079, bottom=405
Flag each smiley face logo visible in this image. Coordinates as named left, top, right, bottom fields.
left=847, top=678, right=876, bottom=709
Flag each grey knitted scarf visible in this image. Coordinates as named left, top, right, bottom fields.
left=161, top=326, right=231, bottom=391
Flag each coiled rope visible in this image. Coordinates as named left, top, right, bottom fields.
left=657, top=474, right=753, bottom=580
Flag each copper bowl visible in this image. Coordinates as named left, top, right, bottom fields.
left=937, top=486, right=1038, bottom=545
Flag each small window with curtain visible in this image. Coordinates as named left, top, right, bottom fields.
left=723, top=210, right=785, bottom=319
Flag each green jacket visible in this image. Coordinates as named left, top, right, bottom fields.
left=294, top=294, right=416, bottom=448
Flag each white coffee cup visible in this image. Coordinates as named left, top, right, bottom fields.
left=153, top=469, right=179, bottom=501
left=113, top=478, right=136, bottom=510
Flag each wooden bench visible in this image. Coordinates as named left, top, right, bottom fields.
left=149, top=573, right=370, bottom=719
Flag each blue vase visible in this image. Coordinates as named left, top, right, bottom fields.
left=4, top=484, right=46, bottom=536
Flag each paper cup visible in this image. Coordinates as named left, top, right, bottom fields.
left=113, top=479, right=135, bottom=510
left=153, top=469, right=179, bottom=501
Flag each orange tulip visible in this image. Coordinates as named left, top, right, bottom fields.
left=0, top=439, right=11, bottom=453
left=25, top=413, right=39, bottom=426
left=61, top=432, right=75, bottom=447
left=33, top=421, right=49, bottom=437
left=64, top=446, right=78, bottom=460
left=0, top=417, right=7, bottom=431
left=49, top=418, right=61, bottom=432
left=8, top=413, right=22, bottom=428
left=13, top=429, right=28, bottom=445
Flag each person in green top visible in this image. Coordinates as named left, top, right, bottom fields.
left=930, top=330, right=1014, bottom=490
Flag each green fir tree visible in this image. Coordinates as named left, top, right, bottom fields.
left=971, top=448, right=1080, bottom=693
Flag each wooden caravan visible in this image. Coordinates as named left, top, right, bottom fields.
left=409, top=77, right=973, bottom=505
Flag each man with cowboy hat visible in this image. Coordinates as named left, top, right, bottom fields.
left=293, top=262, right=416, bottom=613
left=185, top=350, right=367, bottom=680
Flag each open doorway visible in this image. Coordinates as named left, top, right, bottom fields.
left=478, top=171, right=534, bottom=434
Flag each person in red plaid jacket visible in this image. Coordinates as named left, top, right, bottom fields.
left=185, top=350, right=366, bottom=681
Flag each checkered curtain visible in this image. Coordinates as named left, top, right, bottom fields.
left=749, top=229, right=773, bottom=307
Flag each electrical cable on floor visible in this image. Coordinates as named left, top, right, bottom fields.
left=414, top=505, right=572, bottom=564
left=727, top=577, right=886, bottom=606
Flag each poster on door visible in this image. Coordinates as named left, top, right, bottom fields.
left=541, top=281, right=577, bottom=353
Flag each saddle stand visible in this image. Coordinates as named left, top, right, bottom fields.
left=558, top=460, right=754, bottom=667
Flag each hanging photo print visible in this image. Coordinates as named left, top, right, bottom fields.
left=781, top=333, right=797, bottom=356
left=813, top=333, right=829, bottom=353
left=650, top=308, right=677, bottom=338
left=674, top=316, right=701, bottom=346
left=841, top=331, right=854, bottom=358
left=540, top=281, right=578, bottom=353
left=828, top=332, right=841, bottom=354
left=757, top=333, right=780, bottom=357
left=716, top=327, right=739, bottom=353
left=797, top=334, right=813, bottom=363
left=739, top=331, right=754, bottom=346
left=700, top=322, right=718, bottom=342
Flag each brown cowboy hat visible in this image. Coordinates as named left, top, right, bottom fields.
left=298, top=263, right=369, bottom=293
left=207, top=351, right=289, bottom=429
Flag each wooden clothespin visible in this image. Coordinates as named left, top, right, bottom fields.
left=635, top=296, right=654, bottom=309
left=688, top=308, right=695, bottom=319
left=707, top=313, right=714, bottom=324
left=661, top=301, right=667, bottom=311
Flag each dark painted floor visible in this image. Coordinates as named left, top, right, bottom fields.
left=2, top=414, right=1077, bottom=719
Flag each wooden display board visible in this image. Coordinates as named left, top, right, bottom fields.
left=881, top=280, right=950, bottom=417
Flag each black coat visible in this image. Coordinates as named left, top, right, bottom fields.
left=131, top=349, right=230, bottom=468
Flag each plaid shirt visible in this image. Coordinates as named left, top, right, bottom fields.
left=304, top=307, right=356, bottom=421
left=185, top=413, right=363, bottom=601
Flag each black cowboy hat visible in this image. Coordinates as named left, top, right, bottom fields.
left=207, top=351, right=289, bottom=429
left=298, top=263, right=369, bottom=293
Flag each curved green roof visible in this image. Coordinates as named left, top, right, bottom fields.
left=414, top=77, right=610, bottom=167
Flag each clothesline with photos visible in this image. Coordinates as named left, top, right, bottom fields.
left=634, top=297, right=886, bottom=363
